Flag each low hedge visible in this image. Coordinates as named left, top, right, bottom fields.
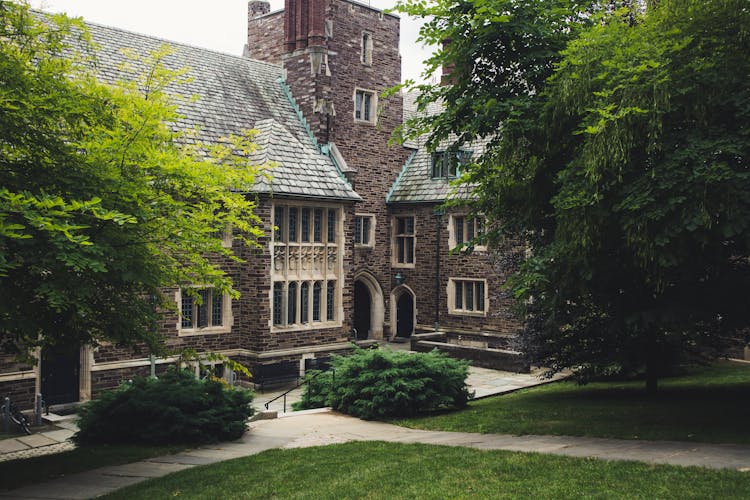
left=294, top=348, right=472, bottom=419
left=73, top=369, right=254, bottom=445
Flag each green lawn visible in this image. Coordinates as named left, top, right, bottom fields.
left=394, top=361, right=750, bottom=443
left=103, top=441, right=750, bottom=499
left=0, top=444, right=185, bottom=492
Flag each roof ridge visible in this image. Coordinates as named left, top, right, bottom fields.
left=386, top=149, right=418, bottom=203
left=33, top=8, right=283, bottom=70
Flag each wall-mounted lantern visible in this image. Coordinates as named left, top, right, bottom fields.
left=394, top=272, right=404, bottom=286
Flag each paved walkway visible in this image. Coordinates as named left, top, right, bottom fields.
left=0, top=420, right=77, bottom=463
left=0, top=361, right=560, bottom=462
left=2, top=409, right=749, bottom=499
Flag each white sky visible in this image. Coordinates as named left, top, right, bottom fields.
left=31, top=0, right=435, bottom=84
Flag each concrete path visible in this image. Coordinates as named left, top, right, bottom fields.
left=2, top=409, right=750, bottom=499
left=0, top=420, right=77, bottom=463
left=0, top=361, right=560, bottom=463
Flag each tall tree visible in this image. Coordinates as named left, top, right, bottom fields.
left=396, top=0, right=750, bottom=390
left=0, top=3, right=263, bottom=357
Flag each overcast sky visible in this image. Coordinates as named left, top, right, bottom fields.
left=31, top=0, right=435, bottom=84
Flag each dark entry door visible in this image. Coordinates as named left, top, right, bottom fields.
left=396, top=293, right=414, bottom=337
left=41, top=346, right=80, bottom=405
left=353, top=280, right=371, bottom=339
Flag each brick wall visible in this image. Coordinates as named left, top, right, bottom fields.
left=246, top=10, right=286, bottom=63
left=324, top=2, right=410, bottom=330
left=0, top=379, right=36, bottom=410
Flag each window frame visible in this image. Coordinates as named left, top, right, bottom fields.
left=447, top=278, right=488, bottom=317
left=354, top=88, right=377, bottom=124
left=361, top=31, right=373, bottom=66
left=448, top=214, right=487, bottom=252
left=430, top=150, right=472, bottom=179
left=392, top=215, right=416, bottom=268
left=354, top=213, right=376, bottom=248
left=271, top=202, right=343, bottom=331
left=176, top=287, right=233, bottom=336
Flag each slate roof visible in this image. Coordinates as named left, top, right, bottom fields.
left=387, top=93, right=487, bottom=204
left=62, top=17, right=360, bottom=202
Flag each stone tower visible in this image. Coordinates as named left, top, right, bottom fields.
left=247, top=0, right=411, bottom=338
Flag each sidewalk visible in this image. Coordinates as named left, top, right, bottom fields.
left=0, top=361, right=560, bottom=462
left=2, top=409, right=749, bottom=499
left=0, top=420, right=77, bottom=463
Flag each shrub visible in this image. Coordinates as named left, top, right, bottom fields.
left=292, top=370, right=334, bottom=411
left=295, top=348, right=473, bottom=419
left=73, top=369, right=254, bottom=445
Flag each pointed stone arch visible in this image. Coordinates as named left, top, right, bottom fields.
left=353, top=270, right=385, bottom=340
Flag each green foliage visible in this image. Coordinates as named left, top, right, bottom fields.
left=395, top=0, right=750, bottom=389
left=73, top=369, right=254, bottom=446
left=0, top=3, right=265, bottom=358
left=292, top=369, right=334, bottom=411
left=176, top=348, right=253, bottom=383
left=294, top=348, right=472, bottom=419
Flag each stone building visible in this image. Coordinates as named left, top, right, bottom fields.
left=0, top=0, right=521, bottom=410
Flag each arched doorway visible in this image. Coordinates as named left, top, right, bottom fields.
left=352, top=271, right=385, bottom=339
left=353, top=280, right=371, bottom=339
left=391, top=285, right=416, bottom=338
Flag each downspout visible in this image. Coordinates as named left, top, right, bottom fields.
left=433, top=208, right=444, bottom=331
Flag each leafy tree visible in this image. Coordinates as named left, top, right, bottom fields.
left=396, top=0, right=750, bottom=391
left=0, top=3, right=263, bottom=358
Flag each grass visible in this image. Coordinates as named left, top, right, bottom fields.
left=103, top=441, right=750, bottom=499
left=393, top=361, right=750, bottom=443
left=0, top=444, right=186, bottom=492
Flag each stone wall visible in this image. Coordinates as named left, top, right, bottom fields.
left=388, top=203, right=523, bottom=335
left=411, top=332, right=529, bottom=373
left=323, top=2, right=410, bottom=333
left=246, top=10, right=286, bottom=63
left=0, top=378, right=36, bottom=409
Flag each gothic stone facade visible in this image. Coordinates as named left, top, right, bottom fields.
left=1, top=0, right=521, bottom=410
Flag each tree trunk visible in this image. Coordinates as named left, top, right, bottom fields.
left=645, top=353, right=658, bottom=395
left=646, top=368, right=658, bottom=394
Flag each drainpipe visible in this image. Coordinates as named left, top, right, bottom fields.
left=433, top=207, right=444, bottom=331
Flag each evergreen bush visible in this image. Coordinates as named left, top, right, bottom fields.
left=294, top=348, right=472, bottom=419
left=73, top=369, right=254, bottom=445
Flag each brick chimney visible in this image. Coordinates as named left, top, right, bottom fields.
left=249, top=0, right=271, bottom=18
left=285, top=0, right=327, bottom=51
left=440, top=39, right=455, bottom=86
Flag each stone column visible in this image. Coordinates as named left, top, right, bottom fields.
left=79, top=345, right=94, bottom=402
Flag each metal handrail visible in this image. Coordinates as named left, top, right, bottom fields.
left=263, top=368, right=334, bottom=413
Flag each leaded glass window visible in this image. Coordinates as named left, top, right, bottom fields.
left=180, top=288, right=227, bottom=331
left=314, top=209, right=323, bottom=242
left=301, top=282, right=309, bottom=323
left=313, top=282, right=321, bottom=321
left=327, top=281, right=335, bottom=321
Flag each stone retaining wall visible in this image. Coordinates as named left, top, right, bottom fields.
left=411, top=331, right=529, bottom=373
